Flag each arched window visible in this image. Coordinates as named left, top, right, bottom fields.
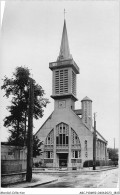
left=45, top=129, right=54, bottom=145
left=71, top=128, right=81, bottom=146
left=44, top=129, right=54, bottom=159
left=56, top=123, right=69, bottom=146
left=71, top=129, right=81, bottom=159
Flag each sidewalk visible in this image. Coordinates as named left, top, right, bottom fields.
left=3, top=173, right=58, bottom=188
left=2, top=166, right=117, bottom=188
left=32, top=166, right=117, bottom=173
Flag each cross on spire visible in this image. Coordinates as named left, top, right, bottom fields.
left=64, top=9, right=66, bottom=20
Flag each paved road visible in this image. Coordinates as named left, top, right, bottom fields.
left=35, top=168, right=118, bottom=188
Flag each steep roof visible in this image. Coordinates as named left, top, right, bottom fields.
left=57, top=19, right=72, bottom=61
left=35, top=112, right=54, bottom=136
left=91, top=127, right=107, bottom=143
left=96, top=130, right=107, bottom=143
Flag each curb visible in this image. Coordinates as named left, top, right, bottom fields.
left=88, top=167, right=118, bottom=172
left=26, top=179, right=58, bottom=188
left=2, top=178, right=58, bottom=188
left=32, top=167, right=118, bottom=174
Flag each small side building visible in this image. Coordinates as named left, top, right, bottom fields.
left=1, top=142, right=27, bottom=174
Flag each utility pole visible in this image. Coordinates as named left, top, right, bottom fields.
left=26, top=78, right=34, bottom=182
left=93, top=113, right=96, bottom=170
left=114, top=138, right=116, bottom=166
left=114, top=138, right=115, bottom=150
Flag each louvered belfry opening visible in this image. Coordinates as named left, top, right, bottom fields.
left=55, top=69, right=68, bottom=95
left=72, top=70, right=76, bottom=96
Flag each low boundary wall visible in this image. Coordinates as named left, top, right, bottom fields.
left=1, top=160, right=26, bottom=174
left=1, top=172, right=26, bottom=186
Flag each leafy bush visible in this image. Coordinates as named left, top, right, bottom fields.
left=34, top=162, right=39, bottom=167
left=40, top=163, right=46, bottom=168
left=83, top=160, right=93, bottom=167
left=83, top=159, right=118, bottom=167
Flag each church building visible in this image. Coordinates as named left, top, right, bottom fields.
left=35, top=19, right=108, bottom=169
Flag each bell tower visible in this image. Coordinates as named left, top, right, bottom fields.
left=49, top=19, right=80, bottom=110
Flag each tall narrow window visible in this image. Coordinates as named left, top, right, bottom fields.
left=75, top=151, right=78, bottom=158
left=85, top=140, right=87, bottom=150
left=48, top=151, right=50, bottom=158
left=56, top=136, right=59, bottom=145
left=79, top=150, right=81, bottom=158
left=72, top=151, right=74, bottom=158
left=85, top=140, right=88, bottom=158
left=60, top=134, right=62, bottom=145
left=63, top=134, right=65, bottom=145
left=84, top=102, right=87, bottom=123
left=66, top=135, right=68, bottom=145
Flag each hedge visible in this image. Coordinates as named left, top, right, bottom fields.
left=83, top=160, right=118, bottom=167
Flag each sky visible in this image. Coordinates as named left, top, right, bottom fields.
left=0, top=1, right=119, bottom=148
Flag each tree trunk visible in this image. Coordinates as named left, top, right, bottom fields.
left=24, top=112, right=27, bottom=146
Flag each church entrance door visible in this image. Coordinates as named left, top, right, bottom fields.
left=59, top=153, right=68, bottom=168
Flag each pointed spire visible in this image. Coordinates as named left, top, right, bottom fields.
left=57, top=19, right=72, bottom=61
